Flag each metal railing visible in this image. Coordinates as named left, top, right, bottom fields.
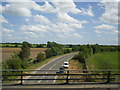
left=2, top=70, right=120, bottom=85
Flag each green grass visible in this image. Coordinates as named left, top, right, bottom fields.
left=86, top=52, right=119, bottom=70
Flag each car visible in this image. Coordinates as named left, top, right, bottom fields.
left=56, top=67, right=65, bottom=74
left=63, top=61, right=69, bottom=68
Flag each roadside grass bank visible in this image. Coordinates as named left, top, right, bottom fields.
left=86, top=52, right=119, bottom=72
left=66, top=52, right=119, bottom=83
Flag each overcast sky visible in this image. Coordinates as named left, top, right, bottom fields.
left=0, top=0, right=119, bottom=45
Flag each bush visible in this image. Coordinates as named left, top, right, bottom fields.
left=45, top=47, right=64, bottom=58
left=63, top=49, right=72, bottom=54
left=73, top=52, right=85, bottom=63
left=34, top=53, right=46, bottom=63
left=2, top=53, right=28, bottom=70
left=3, top=55, right=21, bottom=70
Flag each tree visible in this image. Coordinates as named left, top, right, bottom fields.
left=3, top=53, right=22, bottom=70
left=73, top=52, right=85, bottom=63
left=34, top=53, right=46, bottom=63
left=19, top=41, right=30, bottom=60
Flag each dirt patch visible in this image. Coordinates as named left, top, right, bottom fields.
left=1, top=48, right=47, bottom=61
left=69, top=59, right=83, bottom=70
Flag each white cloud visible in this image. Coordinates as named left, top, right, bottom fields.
left=2, top=0, right=51, bottom=17
left=57, top=12, right=79, bottom=23
left=57, top=32, right=82, bottom=39
left=0, top=5, right=2, bottom=14
left=94, top=24, right=116, bottom=30
left=73, top=33, right=82, bottom=38
left=50, top=22, right=83, bottom=33
left=81, top=6, right=94, bottom=16
left=94, top=30, right=102, bottom=34
left=33, top=14, right=51, bottom=24
left=99, top=1, right=118, bottom=24
left=25, top=18, right=29, bottom=22
left=81, top=20, right=88, bottom=24
left=0, top=16, right=8, bottom=23
left=1, top=27, right=14, bottom=33
left=23, top=32, right=37, bottom=37
left=2, top=3, right=32, bottom=17
left=38, top=1, right=55, bottom=13
left=113, top=30, right=120, bottom=33
left=51, top=0, right=81, bottom=14
left=20, top=24, right=50, bottom=32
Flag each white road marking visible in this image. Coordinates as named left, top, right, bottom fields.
left=38, top=80, right=41, bottom=83
left=53, top=63, right=57, bottom=66
left=52, top=56, right=74, bottom=83
left=49, top=67, right=53, bottom=70
left=53, top=75, right=58, bottom=83
left=38, top=72, right=48, bottom=83
left=33, top=53, right=77, bottom=84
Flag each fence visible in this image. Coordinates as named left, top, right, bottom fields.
left=2, top=70, right=120, bottom=85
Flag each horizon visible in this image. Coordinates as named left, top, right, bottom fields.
left=0, top=41, right=119, bottom=46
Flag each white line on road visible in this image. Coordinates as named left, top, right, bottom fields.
left=49, top=67, right=53, bottom=70
left=53, top=75, right=58, bottom=83
left=52, top=55, right=74, bottom=83
left=38, top=72, right=48, bottom=83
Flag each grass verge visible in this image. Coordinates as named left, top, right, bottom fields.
left=86, top=52, right=119, bottom=70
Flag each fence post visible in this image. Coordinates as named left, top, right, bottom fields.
left=20, top=71, right=23, bottom=85
left=106, top=71, right=111, bottom=83
left=66, top=71, right=69, bottom=84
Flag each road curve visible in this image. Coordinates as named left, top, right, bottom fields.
left=23, top=52, right=78, bottom=84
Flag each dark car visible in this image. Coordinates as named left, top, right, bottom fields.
left=56, top=67, right=65, bottom=74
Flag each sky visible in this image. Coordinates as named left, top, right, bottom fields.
left=0, top=0, right=119, bottom=45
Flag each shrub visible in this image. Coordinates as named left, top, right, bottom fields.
left=34, top=53, right=46, bottom=63
left=73, top=52, right=85, bottom=63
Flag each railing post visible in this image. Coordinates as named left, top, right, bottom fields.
left=20, top=71, right=23, bottom=85
left=66, top=71, right=69, bottom=84
left=106, top=71, right=111, bottom=83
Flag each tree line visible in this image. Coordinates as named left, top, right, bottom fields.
left=72, top=44, right=119, bottom=72
left=2, top=42, right=120, bottom=70
left=2, top=41, right=120, bottom=80
left=2, top=41, right=72, bottom=70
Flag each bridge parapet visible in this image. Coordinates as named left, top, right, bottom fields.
left=1, top=70, right=120, bottom=85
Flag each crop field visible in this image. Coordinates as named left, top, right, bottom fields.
left=1, top=48, right=47, bottom=61
left=86, top=52, right=119, bottom=70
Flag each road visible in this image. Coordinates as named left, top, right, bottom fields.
left=23, top=52, right=77, bottom=84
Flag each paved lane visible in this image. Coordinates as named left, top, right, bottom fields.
left=24, top=53, right=77, bottom=84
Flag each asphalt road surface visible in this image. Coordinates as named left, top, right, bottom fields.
left=23, top=53, right=78, bottom=84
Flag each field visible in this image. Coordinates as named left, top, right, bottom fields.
left=1, top=48, right=47, bottom=61
left=86, top=52, right=119, bottom=70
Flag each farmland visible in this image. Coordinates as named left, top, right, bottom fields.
left=86, top=52, right=119, bottom=70
left=1, top=48, right=47, bottom=61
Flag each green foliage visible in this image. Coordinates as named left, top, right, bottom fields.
left=19, top=41, right=30, bottom=60
left=86, top=52, right=119, bottom=70
left=2, top=53, right=28, bottom=70
left=45, top=47, right=64, bottom=58
left=72, top=46, right=80, bottom=51
left=47, top=41, right=63, bottom=48
left=36, top=44, right=44, bottom=48
left=34, top=53, right=46, bottom=63
left=73, top=52, right=85, bottom=63
left=63, top=48, right=72, bottom=54
left=91, top=44, right=101, bottom=54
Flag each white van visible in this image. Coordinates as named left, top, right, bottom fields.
left=63, top=62, right=69, bottom=68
